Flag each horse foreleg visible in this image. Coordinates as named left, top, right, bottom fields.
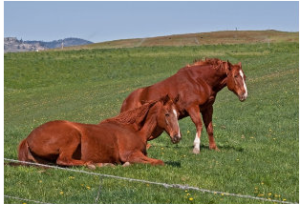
left=128, top=152, right=164, bottom=166
left=56, top=153, right=93, bottom=167
left=187, top=105, right=203, bottom=154
left=202, top=106, right=219, bottom=151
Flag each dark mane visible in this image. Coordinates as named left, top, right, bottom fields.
left=101, top=100, right=157, bottom=128
left=187, top=58, right=227, bottom=69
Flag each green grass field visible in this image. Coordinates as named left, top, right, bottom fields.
left=4, top=42, right=299, bottom=203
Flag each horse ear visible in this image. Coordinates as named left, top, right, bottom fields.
left=226, top=60, right=232, bottom=71
left=161, top=94, right=170, bottom=105
left=238, top=62, right=242, bottom=67
left=224, top=61, right=231, bottom=75
left=173, top=94, right=180, bottom=104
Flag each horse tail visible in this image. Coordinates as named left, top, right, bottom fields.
left=17, top=138, right=52, bottom=167
left=18, top=139, right=30, bottom=162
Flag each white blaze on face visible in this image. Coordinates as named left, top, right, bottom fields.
left=172, top=108, right=178, bottom=118
left=172, top=107, right=181, bottom=138
left=239, top=70, right=248, bottom=99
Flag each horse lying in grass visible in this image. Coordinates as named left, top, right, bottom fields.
left=18, top=95, right=181, bottom=168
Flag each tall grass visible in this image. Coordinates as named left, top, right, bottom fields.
left=4, top=42, right=299, bottom=203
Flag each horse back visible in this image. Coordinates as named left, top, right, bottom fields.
left=120, top=87, right=148, bottom=112
left=121, top=70, right=212, bottom=115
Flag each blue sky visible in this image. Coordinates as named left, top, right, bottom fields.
left=4, top=1, right=299, bottom=43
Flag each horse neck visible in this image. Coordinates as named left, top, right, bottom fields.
left=192, top=66, right=228, bottom=92
left=214, top=75, right=228, bottom=92
left=100, top=102, right=154, bottom=129
left=138, top=106, right=159, bottom=143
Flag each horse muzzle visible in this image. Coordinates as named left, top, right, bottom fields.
left=239, top=96, right=247, bottom=102
left=238, top=91, right=248, bottom=102
left=171, top=134, right=181, bottom=144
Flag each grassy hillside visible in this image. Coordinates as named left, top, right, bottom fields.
left=65, top=30, right=298, bottom=50
left=4, top=41, right=299, bottom=203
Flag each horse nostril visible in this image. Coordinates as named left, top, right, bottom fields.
left=239, top=95, right=247, bottom=102
left=171, top=135, right=181, bottom=144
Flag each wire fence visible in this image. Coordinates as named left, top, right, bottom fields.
left=4, top=195, right=54, bottom=204
left=4, top=158, right=298, bottom=204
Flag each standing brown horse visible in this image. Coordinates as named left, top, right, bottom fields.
left=121, top=58, right=248, bottom=154
left=18, top=95, right=181, bottom=167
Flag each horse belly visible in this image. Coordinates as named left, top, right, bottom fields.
left=81, top=124, right=145, bottom=164
left=80, top=126, right=122, bottom=164
left=82, top=139, right=120, bottom=163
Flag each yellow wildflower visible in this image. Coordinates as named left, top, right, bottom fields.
left=60, top=191, right=64, bottom=195
left=189, top=197, right=194, bottom=201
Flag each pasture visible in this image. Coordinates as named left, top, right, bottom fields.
left=4, top=42, right=299, bottom=203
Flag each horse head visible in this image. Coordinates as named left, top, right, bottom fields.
left=225, top=61, right=248, bottom=102
left=155, top=95, right=181, bottom=144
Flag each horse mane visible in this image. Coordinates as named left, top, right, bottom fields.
left=187, top=58, right=227, bottom=70
left=101, top=100, right=157, bottom=129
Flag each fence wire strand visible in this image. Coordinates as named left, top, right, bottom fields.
left=4, top=158, right=298, bottom=204
left=4, top=195, right=54, bottom=204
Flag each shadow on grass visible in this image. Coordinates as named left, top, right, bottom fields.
left=165, top=161, right=181, bottom=167
left=195, top=144, right=244, bottom=152
left=216, top=144, right=244, bottom=152
left=150, top=143, right=244, bottom=152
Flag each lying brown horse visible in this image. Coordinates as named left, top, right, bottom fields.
left=18, top=95, right=181, bottom=167
left=121, top=58, right=248, bottom=154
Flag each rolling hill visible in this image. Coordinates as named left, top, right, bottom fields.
left=66, top=30, right=298, bottom=50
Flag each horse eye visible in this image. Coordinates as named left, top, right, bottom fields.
left=234, top=75, right=238, bottom=78
left=165, top=113, right=170, bottom=117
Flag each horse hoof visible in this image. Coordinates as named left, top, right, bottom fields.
left=158, top=161, right=165, bottom=166
left=210, top=146, right=220, bottom=151
left=193, top=148, right=200, bottom=154
left=151, top=160, right=165, bottom=166
left=123, top=162, right=131, bottom=167
left=87, top=164, right=96, bottom=170
left=103, top=163, right=115, bottom=167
